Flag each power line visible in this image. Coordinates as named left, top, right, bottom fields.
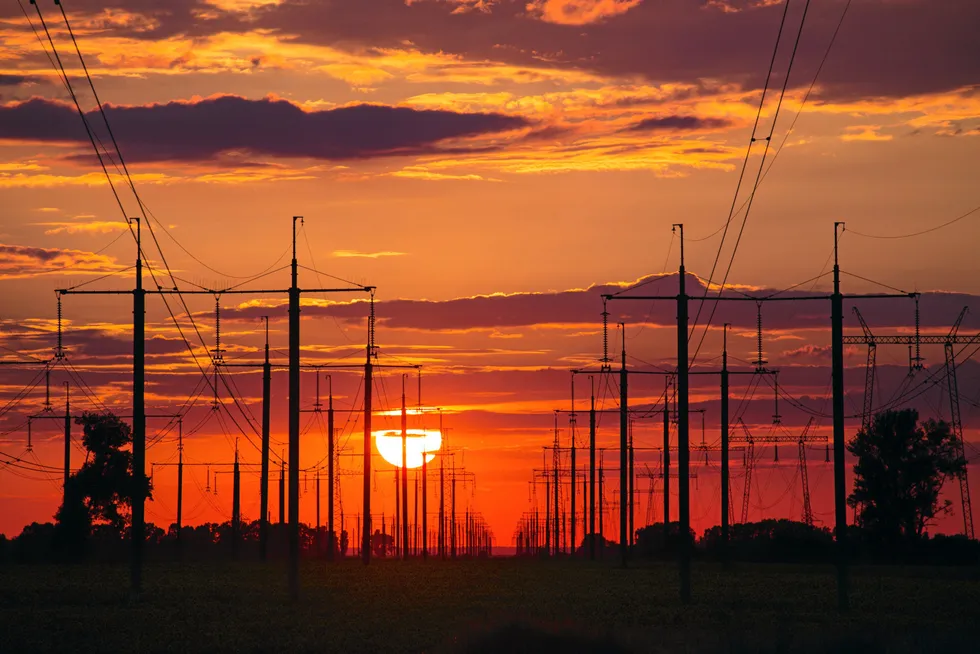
left=847, top=203, right=980, bottom=240
left=690, top=0, right=813, bottom=367
left=688, top=0, right=796, bottom=340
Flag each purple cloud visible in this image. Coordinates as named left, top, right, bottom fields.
left=625, top=115, right=733, bottom=132
left=8, top=1, right=973, bottom=101
left=0, top=96, right=529, bottom=163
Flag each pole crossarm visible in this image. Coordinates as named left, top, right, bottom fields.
left=57, top=287, right=373, bottom=296
left=604, top=293, right=912, bottom=302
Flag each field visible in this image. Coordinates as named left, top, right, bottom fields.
left=1, top=559, right=979, bottom=652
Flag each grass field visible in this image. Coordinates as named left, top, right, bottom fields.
left=1, top=559, right=979, bottom=652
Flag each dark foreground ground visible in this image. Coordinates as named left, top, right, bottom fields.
left=1, top=559, right=979, bottom=653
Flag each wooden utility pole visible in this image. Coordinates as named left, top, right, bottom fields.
left=720, top=325, right=730, bottom=565
left=569, top=375, right=577, bottom=557
left=232, top=443, right=241, bottom=556
left=401, top=375, right=409, bottom=560
left=176, top=419, right=183, bottom=546
left=831, top=222, right=848, bottom=612
left=260, top=317, right=271, bottom=561
left=619, top=325, right=628, bottom=567
left=327, top=376, right=335, bottom=561
left=589, top=379, right=596, bottom=560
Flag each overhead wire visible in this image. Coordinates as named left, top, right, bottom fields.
left=847, top=203, right=980, bottom=240
left=690, top=0, right=813, bottom=367
left=687, top=0, right=796, bottom=339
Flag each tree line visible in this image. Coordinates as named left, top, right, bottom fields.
left=1, top=408, right=976, bottom=564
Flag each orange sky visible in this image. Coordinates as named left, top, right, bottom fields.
left=2, top=0, right=979, bottom=546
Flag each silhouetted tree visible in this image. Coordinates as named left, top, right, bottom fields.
left=54, top=412, right=152, bottom=546
left=634, top=522, right=696, bottom=559
left=848, top=408, right=966, bottom=542
left=372, top=529, right=393, bottom=557
left=700, top=519, right=833, bottom=562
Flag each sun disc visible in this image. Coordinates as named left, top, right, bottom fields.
left=374, top=429, right=442, bottom=468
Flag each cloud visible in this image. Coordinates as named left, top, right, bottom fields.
left=784, top=344, right=832, bottom=359
left=36, top=221, right=130, bottom=236
left=0, top=74, right=39, bottom=87
left=214, top=272, right=980, bottom=334
left=526, top=0, right=643, bottom=25
left=0, top=96, right=530, bottom=164
left=332, top=250, right=407, bottom=259
left=0, top=243, right=124, bottom=280
left=41, top=0, right=968, bottom=102
left=840, top=125, right=893, bottom=142
left=625, top=115, right=733, bottom=132
left=388, top=168, right=500, bottom=182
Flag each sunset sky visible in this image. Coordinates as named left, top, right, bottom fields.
left=2, top=0, right=979, bottom=547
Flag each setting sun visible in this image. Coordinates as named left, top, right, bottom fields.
left=374, top=429, right=442, bottom=469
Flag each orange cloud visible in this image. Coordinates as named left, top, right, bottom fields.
left=526, top=0, right=643, bottom=25
left=0, top=243, right=124, bottom=280
left=332, top=250, right=408, bottom=259
left=36, top=221, right=129, bottom=236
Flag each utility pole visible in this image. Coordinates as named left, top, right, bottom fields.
left=399, top=375, right=408, bottom=560
left=721, top=324, right=730, bottom=565
left=628, top=419, right=634, bottom=550
left=279, top=455, right=286, bottom=525
left=176, top=419, right=183, bottom=547
left=421, top=406, right=434, bottom=560
left=362, top=295, right=376, bottom=565
left=589, top=377, right=596, bottom=560
left=619, top=324, right=628, bottom=567
left=260, top=316, right=271, bottom=562
left=287, top=216, right=301, bottom=599
left=451, top=453, right=458, bottom=558
left=663, top=376, right=671, bottom=533
left=62, top=382, right=70, bottom=503
left=327, top=376, right=335, bottom=561
left=232, top=442, right=241, bottom=557
left=315, top=467, right=321, bottom=557
left=132, top=217, right=146, bottom=598
left=553, top=413, right=560, bottom=556
left=831, top=222, right=849, bottom=612
left=439, top=419, right=446, bottom=559
left=598, top=454, right=604, bottom=555
left=674, top=223, right=691, bottom=603
left=569, top=375, right=576, bottom=557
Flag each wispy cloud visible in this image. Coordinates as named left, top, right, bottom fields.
left=332, top=250, right=407, bottom=259
left=36, top=221, right=129, bottom=235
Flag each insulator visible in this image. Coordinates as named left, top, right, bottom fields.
left=757, top=304, right=763, bottom=363
left=602, top=314, right=609, bottom=366
left=774, top=445, right=779, bottom=463
left=368, top=290, right=377, bottom=357
left=55, top=295, right=64, bottom=359
left=214, top=296, right=222, bottom=362
left=825, top=444, right=830, bottom=463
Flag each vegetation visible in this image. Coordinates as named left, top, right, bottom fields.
left=1, top=560, right=979, bottom=652
left=53, top=412, right=152, bottom=558
left=848, top=409, right=966, bottom=542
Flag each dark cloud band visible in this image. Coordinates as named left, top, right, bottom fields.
left=0, top=96, right=529, bottom=163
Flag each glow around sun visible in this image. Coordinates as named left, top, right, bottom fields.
left=374, top=429, right=442, bottom=469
